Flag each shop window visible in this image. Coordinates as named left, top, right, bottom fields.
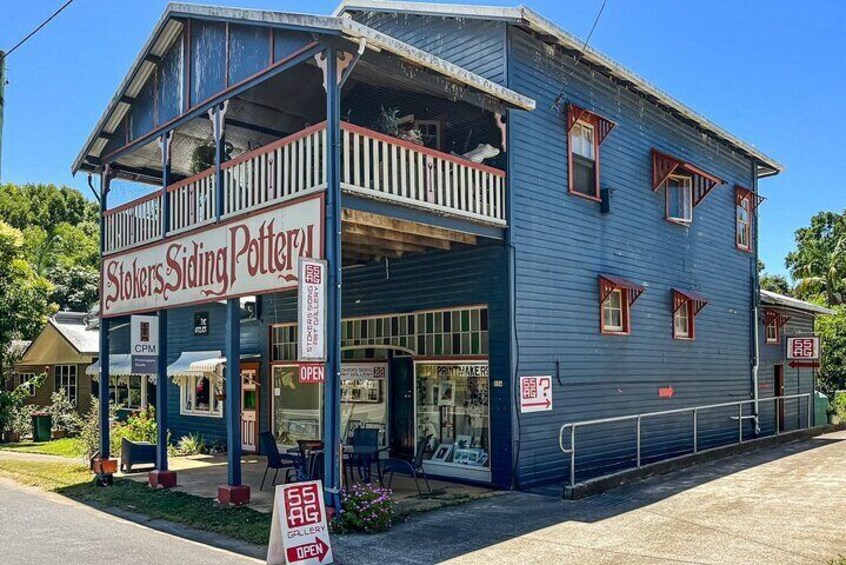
left=652, top=149, right=723, bottom=225
left=599, top=275, right=645, bottom=335
left=340, top=364, right=387, bottom=446
left=110, top=375, right=143, bottom=409
left=272, top=365, right=322, bottom=445
left=764, top=309, right=789, bottom=345
left=566, top=104, right=615, bottom=201
left=55, top=365, right=78, bottom=406
left=180, top=374, right=223, bottom=417
left=415, top=362, right=490, bottom=472
left=672, top=289, right=708, bottom=340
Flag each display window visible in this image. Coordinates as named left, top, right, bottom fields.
left=340, top=363, right=388, bottom=447
left=271, top=365, right=323, bottom=445
left=415, top=361, right=490, bottom=480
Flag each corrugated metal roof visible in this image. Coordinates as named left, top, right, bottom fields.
left=335, top=0, right=784, bottom=176
left=72, top=2, right=535, bottom=175
left=760, top=290, right=835, bottom=317
left=50, top=312, right=100, bottom=355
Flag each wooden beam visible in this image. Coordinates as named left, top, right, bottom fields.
left=342, top=209, right=477, bottom=245
left=342, top=222, right=451, bottom=250
left=343, top=233, right=428, bottom=254
left=343, top=243, right=402, bottom=259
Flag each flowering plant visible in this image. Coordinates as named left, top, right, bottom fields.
left=332, top=482, right=397, bottom=534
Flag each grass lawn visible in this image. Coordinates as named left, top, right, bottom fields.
left=0, top=438, right=85, bottom=458
left=0, top=458, right=271, bottom=546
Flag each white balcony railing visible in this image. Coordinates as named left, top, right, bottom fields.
left=102, top=122, right=506, bottom=254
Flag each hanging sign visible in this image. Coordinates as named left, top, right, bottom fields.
left=194, top=311, right=209, bottom=336
left=266, top=481, right=333, bottom=565
left=520, top=375, right=552, bottom=413
left=786, top=336, right=820, bottom=360
left=298, top=363, right=326, bottom=384
left=298, top=257, right=327, bottom=362
left=101, top=195, right=323, bottom=318
left=130, top=315, right=159, bottom=374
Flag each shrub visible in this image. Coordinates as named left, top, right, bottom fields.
left=79, top=400, right=118, bottom=460
left=47, top=391, right=83, bottom=435
left=332, top=483, right=396, bottom=534
left=832, top=391, right=846, bottom=421
left=0, top=373, right=45, bottom=438
left=169, top=433, right=206, bottom=457
left=11, top=404, right=38, bottom=437
left=111, top=407, right=158, bottom=453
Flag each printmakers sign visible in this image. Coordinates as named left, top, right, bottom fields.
left=101, top=196, right=323, bottom=317
left=267, top=480, right=333, bottom=565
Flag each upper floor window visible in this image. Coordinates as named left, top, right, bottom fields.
left=764, top=309, right=789, bottom=345
left=652, top=150, right=723, bottom=225
left=665, top=175, right=693, bottom=224
left=735, top=186, right=764, bottom=252
left=672, top=289, right=708, bottom=340
left=567, top=104, right=615, bottom=201
left=599, top=275, right=645, bottom=335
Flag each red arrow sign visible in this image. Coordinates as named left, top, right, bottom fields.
left=286, top=537, right=330, bottom=564
left=523, top=398, right=552, bottom=409
left=658, top=386, right=674, bottom=399
left=789, top=361, right=820, bottom=369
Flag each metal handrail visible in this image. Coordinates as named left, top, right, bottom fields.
left=558, top=393, right=812, bottom=488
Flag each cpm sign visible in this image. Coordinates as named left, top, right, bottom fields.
left=130, top=315, right=158, bottom=374
left=266, top=480, right=333, bottom=565
left=786, top=336, right=820, bottom=360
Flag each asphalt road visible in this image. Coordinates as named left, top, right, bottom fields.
left=0, top=479, right=260, bottom=565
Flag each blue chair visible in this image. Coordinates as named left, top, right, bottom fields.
left=347, top=428, right=380, bottom=482
left=259, top=432, right=299, bottom=490
left=381, top=435, right=431, bottom=494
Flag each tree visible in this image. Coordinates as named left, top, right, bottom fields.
left=758, top=260, right=793, bottom=295
left=816, top=306, right=846, bottom=394
left=785, top=211, right=846, bottom=305
left=48, top=265, right=99, bottom=312
left=0, top=221, right=55, bottom=369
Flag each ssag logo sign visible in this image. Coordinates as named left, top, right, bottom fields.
left=267, top=480, right=333, bottom=565
left=786, top=337, right=820, bottom=360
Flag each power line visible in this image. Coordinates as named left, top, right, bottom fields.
left=552, top=0, right=609, bottom=111
left=0, top=0, right=75, bottom=61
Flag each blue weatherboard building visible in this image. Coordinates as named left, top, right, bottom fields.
left=74, top=1, right=827, bottom=503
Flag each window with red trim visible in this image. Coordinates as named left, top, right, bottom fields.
left=735, top=186, right=764, bottom=252
left=567, top=104, right=614, bottom=201
left=599, top=275, right=644, bottom=335
left=764, top=309, right=789, bottom=345
left=652, top=150, right=723, bottom=225
left=672, top=289, right=708, bottom=340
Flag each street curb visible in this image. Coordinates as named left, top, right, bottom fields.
left=563, top=423, right=846, bottom=500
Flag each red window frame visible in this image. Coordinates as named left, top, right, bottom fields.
left=764, top=309, right=789, bottom=345
left=566, top=104, right=615, bottom=202
left=735, top=186, right=764, bottom=252
left=652, top=150, right=723, bottom=225
left=599, top=275, right=645, bottom=336
left=672, top=289, right=708, bottom=341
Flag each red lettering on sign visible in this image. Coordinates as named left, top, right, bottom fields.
left=284, top=483, right=322, bottom=529
left=299, top=363, right=325, bottom=384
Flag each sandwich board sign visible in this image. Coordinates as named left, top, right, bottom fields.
left=130, top=315, right=158, bottom=374
left=267, top=480, right=333, bottom=565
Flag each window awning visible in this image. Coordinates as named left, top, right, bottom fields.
left=599, top=274, right=645, bottom=305
left=736, top=185, right=766, bottom=209
left=673, top=289, right=708, bottom=315
left=651, top=149, right=724, bottom=206
left=167, top=351, right=225, bottom=379
left=566, top=103, right=615, bottom=145
left=764, top=309, right=791, bottom=329
left=87, top=354, right=156, bottom=385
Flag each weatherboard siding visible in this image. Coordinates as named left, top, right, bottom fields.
left=507, top=27, right=758, bottom=487
left=349, top=12, right=507, bottom=84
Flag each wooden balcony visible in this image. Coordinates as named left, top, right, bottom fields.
left=102, top=123, right=506, bottom=255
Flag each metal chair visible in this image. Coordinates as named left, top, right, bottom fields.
left=259, top=432, right=299, bottom=490
left=295, top=439, right=324, bottom=482
left=381, top=435, right=432, bottom=494
left=347, top=428, right=380, bottom=483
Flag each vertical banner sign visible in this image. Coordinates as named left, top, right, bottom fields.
left=298, top=258, right=327, bottom=362
left=786, top=336, right=820, bottom=360
left=520, top=375, right=553, bottom=413
left=266, top=480, right=333, bottom=565
left=130, top=315, right=159, bottom=374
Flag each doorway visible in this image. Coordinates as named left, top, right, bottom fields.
left=774, top=364, right=785, bottom=432
left=241, top=365, right=260, bottom=453
left=389, top=357, right=414, bottom=459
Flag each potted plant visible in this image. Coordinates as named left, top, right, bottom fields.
left=47, top=391, right=82, bottom=439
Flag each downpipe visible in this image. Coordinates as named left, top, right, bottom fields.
left=751, top=160, right=761, bottom=435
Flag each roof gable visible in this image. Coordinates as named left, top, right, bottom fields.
left=17, top=316, right=99, bottom=367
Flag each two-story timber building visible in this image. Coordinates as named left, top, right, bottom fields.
left=75, top=1, right=815, bottom=505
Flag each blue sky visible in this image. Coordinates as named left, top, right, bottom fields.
left=1, top=0, right=843, bottom=276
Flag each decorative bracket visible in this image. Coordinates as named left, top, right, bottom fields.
left=315, top=50, right=354, bottom=92
left=495, top=112, right=507, bottom=152
left=157, top=130, right=173, bottom=166
left=208, top=100, right=230, bottom=142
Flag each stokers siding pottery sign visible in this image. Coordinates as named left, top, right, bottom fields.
left=101, top=196, right=323, bottom=317
left=130, top=315, right=159, bottom=374
left=297, top=257, right=327, bottom=362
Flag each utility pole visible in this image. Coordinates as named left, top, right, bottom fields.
left=0, top=50, right=6, bottom=182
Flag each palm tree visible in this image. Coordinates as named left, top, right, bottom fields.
left=786, top=211, right=846, bottom=306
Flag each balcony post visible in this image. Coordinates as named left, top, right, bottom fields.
left=95, top=167, right=116, bottom=484
left=212, top=102, right=228, bottom=221
left=322, top=46, right=343, bottom=512
left=150, top=131, right=177, bottom=489
left=217, top=297, right=248, bottom=505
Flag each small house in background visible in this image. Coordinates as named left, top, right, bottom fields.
left=758, top=290, right=834, bottom=432
left=2, top=340, right=32, bottom=391
left=13, top=312, right=99, bottom=414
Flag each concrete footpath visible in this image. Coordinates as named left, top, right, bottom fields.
left=333, top=430, right=846, bottom=564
